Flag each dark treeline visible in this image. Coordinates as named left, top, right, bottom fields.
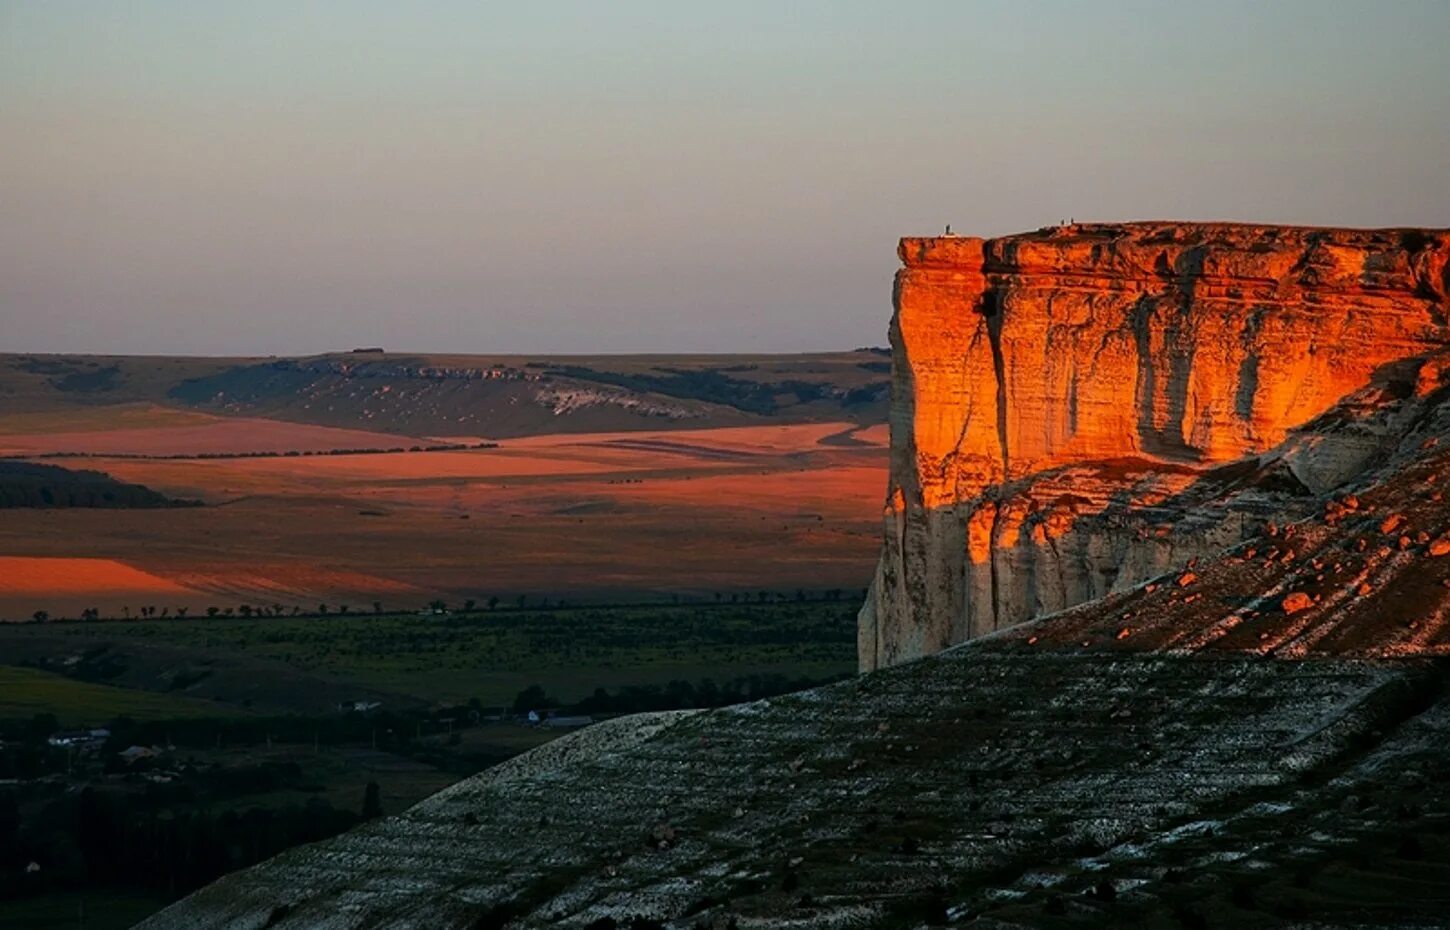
left=16, top=588, right=867, bottom=624
left=0, top=709, right=448, bottom=907
left=33, top=440, right=498, bottom=462
left=0, top=781, right=359, bottom=903
left=0, top=711, right=448, bottom=761
left=0, top=460, right=197, bottom=509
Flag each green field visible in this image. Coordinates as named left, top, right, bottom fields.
left=0, top=600, right=858, bottom=709
left=0, top=665, right=236, bottom=725
left=0, top=600, right=857, bottom=925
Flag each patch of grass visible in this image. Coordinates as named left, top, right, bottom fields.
left=0, top=403, right=219, bottom=435
left=0, top=601, right=858, bottom=708
left=0, top=665, right=237, bottom=725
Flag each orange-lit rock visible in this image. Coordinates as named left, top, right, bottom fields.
left=1281, top=592, right=1315, bottom=615
left=861, top=222, right=1450, bottom=671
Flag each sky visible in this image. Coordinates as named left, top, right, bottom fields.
left=2, top=2, right=1448, bottom=356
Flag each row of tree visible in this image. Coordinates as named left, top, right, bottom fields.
left=22, top=588, right=868, bottom=624
left=36, top=440, right=497, bottom=462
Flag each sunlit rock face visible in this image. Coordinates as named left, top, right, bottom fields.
left=861, top=222, right=1450, bottom=671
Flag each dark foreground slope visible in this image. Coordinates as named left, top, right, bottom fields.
left=138, top=649, right=1450, bottom=929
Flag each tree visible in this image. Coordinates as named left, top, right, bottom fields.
left=463, top=599, right=476, bottom=612
left=32, top=610, right=48, bottom=623
left=428, top=600, right=447, bottom=614
left=487, top=596, right=500, bottom=610
left=26, top=713, right=59, bottom=743
left=206, top=606, right=220, bottom=618
left=372, top=601, right=383, bottom=615
left=0, top=790, right=19, bottom=844
left=361, top=781, right=383, bottom=820
left=512, top=684, right=557, bottom=715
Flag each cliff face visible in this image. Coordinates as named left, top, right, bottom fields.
left=861, top=222, right=1450, bottom=670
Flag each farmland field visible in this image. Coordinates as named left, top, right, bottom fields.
left=0, top=665, right=237, bottom=725
left=0, top=421, right=887, bottom=618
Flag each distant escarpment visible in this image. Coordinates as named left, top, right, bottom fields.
left=165, top=353, right=889, bottom=437
left=860, top=222, right=1450, bottom=670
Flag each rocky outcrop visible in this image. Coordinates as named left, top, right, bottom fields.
left=861, top=222, right=1450, bottom=670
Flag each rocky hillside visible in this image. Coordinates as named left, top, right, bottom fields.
left=860, top=223, right=1450, bottom=671
left=164, top=352, right=889, bottom=437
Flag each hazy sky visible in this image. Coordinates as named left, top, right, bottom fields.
left=3, top=2, right=1448, bottom=356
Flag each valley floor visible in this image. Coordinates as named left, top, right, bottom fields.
left=0, top=418, right=886, bottom=618
left=0, top=600, right=859, bottom=927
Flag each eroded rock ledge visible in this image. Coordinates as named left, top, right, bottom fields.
left=860, top=222, right=1450, bottom=671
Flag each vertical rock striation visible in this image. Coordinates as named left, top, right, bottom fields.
left=861, top=222, right=1450, bottom=671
